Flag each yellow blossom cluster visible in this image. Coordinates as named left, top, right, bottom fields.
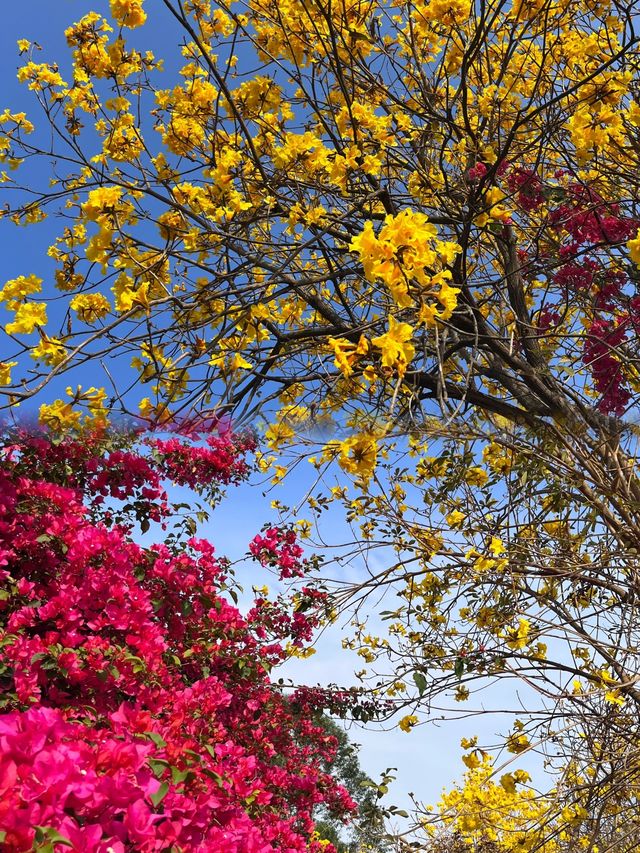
left=0, top=361, right=17, bottom=385
left=17, top=62, right=67, bottom=92
left=327, top=335, right=369, bottom=379
left=156, top=77, right=219, bottom=156
left=0, top=273, right=47, bottom=335
left=438, top=753, right=560, bottom=853
left=349, top=210, right=461, bottom=312
left=99, top=111, right=144, bottom=162
left=110, top=0, right=147, bottom=29
left=70, top=293, right=112, bottom=324
left=63, top=12, right=154, bottom=82
left=39, top=386, right=109, bottom=432
left=30, top=336, right=68, bottom=367
left=371, top=316, right=415, bottom=378
left=335, top=433, right=379, bottom=484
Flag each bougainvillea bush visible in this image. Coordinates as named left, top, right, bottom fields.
left=0, top=426, right=355, bottom=851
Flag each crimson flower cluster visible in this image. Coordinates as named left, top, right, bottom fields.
left=150, top=430, right=257, bottom=495
left=0, top=428, right=355, bottom=852
left=504, top=172, right=640, bottom=416
left=506, top=167, right=545, bottom=212
left=249, top=527, right=306, bottom=579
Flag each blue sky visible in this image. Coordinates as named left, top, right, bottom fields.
left=0, top=0, right=544, bottom=821
left=191, top=464, right=545, bottom=816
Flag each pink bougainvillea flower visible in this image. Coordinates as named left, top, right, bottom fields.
left=0, top=427, right=357, bottom=852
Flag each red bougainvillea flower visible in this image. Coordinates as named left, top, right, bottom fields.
left=0, top=426, right=356, bottom=852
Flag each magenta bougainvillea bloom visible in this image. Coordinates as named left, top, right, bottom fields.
left=0, top=426, right=355, bottom=852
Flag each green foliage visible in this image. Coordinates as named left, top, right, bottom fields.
left=313, top=716, right=391, bottom=853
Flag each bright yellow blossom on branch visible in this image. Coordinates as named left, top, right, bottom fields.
left=371, top=316, right=416, bottom=378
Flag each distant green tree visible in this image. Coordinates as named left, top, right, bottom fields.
left=312, top=716, right=390, bottom=853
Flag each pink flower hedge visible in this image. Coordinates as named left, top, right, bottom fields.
left=0, top=427, right=355, bottom=851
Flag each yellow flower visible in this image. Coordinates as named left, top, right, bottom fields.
left=437, top=282, right=460, bottom=320
left=483, top=441, right=513, bottom=474
left=418, top=303, right=439, bottom=326
left=161, top=116, right=205, bottom=156
left=505, top=618, right=531, bottom=650
left=70, top=293, right=111, bottom=323
left=371, top=316, right=415, bottom=377
left=506, top=733, right=530, bottom=754
left=337, top=433, right=378, bottom=483
left=0, top=361, right=17, bottom=384
left=600, top=668, right=626, bottom=705
left=112, top=274, right=153, bottom=313
left=17, top=61, right=66, bottom=91
left=5, top=302, right=47, bottom=335
left=137, top=397, right=171, bottom=423
left=84, top=386, right=109, bottom=427
left=481, top=186, right=512, bottom=224
left=421, top=0, right=471, bottom=25
left=398, top=714, right=418, bottom=732
left=265, top=420, right=295, bottom=450
left=110, top=0, right=146, bottom=28
left=465, top=466, right=488, bottom=486
left=489, top=536, right=504, bottom=556
left=604, top=690, right=625, bottom=706
left=227, top=353, right=253, bottom=371
left=327, top=334, right=369, bottom=378
left=462, top=750, right=483, bottom=769
left=285, top=643, right=316, bottom=659
left=446, top=510, right=466, bottom=529
left=500, top=773, right=517, bottom=794
left=81, top=186, right=123, bottom=222
left=30, top=337, right=67, bottom=366
left=349, top=210, right=460, bottom=308
left=474, top=554, right=497, bottom=573
left=0, top=273, right=42, bottom=307
left=39, top=399, right=82, bottom=431
left=628, top=230, right=640, bottom=266
left=101, top=114, right=144, bottom=162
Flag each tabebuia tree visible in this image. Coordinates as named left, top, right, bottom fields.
left=0, top=424, right=358, bottom=851
left=3, top=0, right=640, bottom=849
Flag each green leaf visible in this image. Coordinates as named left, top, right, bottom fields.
left=148, top=758, right=170, bottom=777
left=34, top=827, right=73, bottom=848
left=171, top=766, right=195, bottom=785
left=455, top=658, right=465, bottom=679
left=145, top=731, right=167, bottom=749
left=150, top=781, right=169, bottom=807
left=413, top=671, right=427, bottom=696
